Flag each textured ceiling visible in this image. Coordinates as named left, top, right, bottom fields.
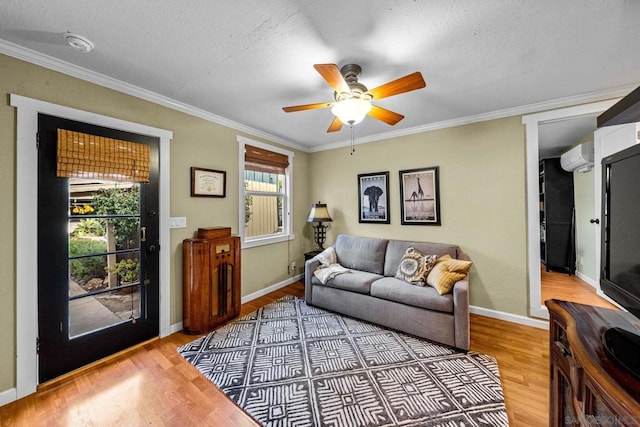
left=538, top=115, right=598, bottom=159
left=1, top=1, right=639, bottom=152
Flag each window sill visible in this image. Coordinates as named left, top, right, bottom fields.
left=242, top=233, right=295, bottom=249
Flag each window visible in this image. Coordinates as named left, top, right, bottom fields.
left=238, top=136, right=294, bottom=248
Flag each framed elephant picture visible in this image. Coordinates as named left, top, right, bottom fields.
left=358, top=171, right=390, bottom=224
left=399, top=166, right=440, bottom=225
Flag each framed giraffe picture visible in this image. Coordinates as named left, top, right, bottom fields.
left=399, top=166, right=440, bottom=225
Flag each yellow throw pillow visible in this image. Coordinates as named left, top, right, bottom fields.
left=426, top=254, right=472, bottom=295
left=395, top=247, right=438, bottom=286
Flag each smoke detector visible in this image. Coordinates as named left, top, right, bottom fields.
left=63, top=32, right=94, bottom=53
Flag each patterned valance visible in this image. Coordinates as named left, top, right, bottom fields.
left=57, top=129, right=150, bottom=183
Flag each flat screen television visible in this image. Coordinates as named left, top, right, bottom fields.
left=600, top=142, right=640, bottom=379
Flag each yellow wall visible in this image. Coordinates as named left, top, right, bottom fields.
left=309, top=117, right=528, bottom=315
left=1, top=52, right=531, bottom=395
left=0, top=54, right=312, bottom=392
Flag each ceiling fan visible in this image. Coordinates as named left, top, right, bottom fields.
left=283, top=63, right=426, bottom=133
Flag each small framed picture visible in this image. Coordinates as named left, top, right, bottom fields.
left=191, top=167, right=226, bottom=197
left=358, top=171, right=390, bottom=224
left=399, top=166, right=440, bottom=225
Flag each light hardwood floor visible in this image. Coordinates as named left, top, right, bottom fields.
left=540, top=264, right=618, bottom=310
left=1, top=281, right=550, bottom=426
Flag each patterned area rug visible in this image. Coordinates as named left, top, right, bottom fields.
left=178, top=296, right=508, bottom=426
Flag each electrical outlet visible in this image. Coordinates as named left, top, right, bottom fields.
left=290, top=261, right=296, bottom=271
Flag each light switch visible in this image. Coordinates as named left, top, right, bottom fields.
left=170, top=217, right=187, bottom=228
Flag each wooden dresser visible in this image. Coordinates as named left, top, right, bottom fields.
left=183, top=227, right=241, bottom=334
left=545, top=299, right=640, bottom=426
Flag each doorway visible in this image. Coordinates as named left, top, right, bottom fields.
left=12, top=94, right=172, bottom=399
left=37, top=114, right=160, bottom=382
left=523, top=99, right=619, bottom=319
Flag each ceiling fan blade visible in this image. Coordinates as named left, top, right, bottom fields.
left=368, top=105, right=405, bottom=126
left=282, top=102, right=333, bottom=113
left=366, top=72, right=426, bottom=100
left=327, top=117, right=343, bottom=132
left=314, top=64, right=351, bottom=94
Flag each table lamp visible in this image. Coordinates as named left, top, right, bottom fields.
left=307, top=202, right=332, bottom=250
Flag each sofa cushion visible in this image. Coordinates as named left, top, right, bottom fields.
left=426, top=255, right=473, bottom=295
left=312, top=270, right=383, bottom=294
left=394, top=247, right=438, bottom=285
left=334, top=235, right=388, bottom=275
left=384, top=240, right=459, bottom=277
left=370, top=277, right=454, bottom=313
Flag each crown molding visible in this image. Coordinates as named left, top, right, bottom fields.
left=3, top=39, right=637, bottom=155
left=308, top=83, right=639, bottom=153
left=0, top=39, right=306, bottom=152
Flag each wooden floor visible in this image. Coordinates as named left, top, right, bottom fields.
left=1, top=281, right=550, bottom=426
left=540, top=264, right=618, bottom=310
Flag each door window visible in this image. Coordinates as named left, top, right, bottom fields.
left=68, top=179, right=143, bottom=337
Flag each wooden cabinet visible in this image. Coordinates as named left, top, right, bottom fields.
left=546, top=300, right=640, bottom=426
left=183, top=228, right=240, bottom=334
left=540, top=158, right=575, bottom=273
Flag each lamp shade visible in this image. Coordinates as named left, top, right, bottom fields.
left=307, top=203, right=332, bottom=223
left=331, top=98, right=372, bottom=125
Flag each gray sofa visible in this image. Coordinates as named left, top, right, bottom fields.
left=304, top=234, right=470, bottom=350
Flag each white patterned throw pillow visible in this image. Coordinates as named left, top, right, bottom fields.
left=395, top=247, right=438, bottom=286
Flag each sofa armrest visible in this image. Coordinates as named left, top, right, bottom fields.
left=457, top=250, right=471, bottom=262
left=452, top=277, right=470, bottom=350
left=304, top=258, right=321, bottom=304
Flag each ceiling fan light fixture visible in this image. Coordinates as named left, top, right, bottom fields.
left=331, top=98, right=372, bottom=126
left=282, top=63, right=425, bottom=132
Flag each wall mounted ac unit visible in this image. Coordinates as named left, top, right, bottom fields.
left=561, top=140, right=594, bottom=173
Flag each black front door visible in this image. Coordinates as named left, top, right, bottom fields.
left=37, top=114, right=160, bottom=383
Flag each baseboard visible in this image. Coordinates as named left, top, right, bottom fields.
left=241, top=274, right=304, bottom=304
left=238, top=276, right=548, bottom=330
left=576, top=271, right=597, bottom=287
left=1, top=284, right=544, bottom=410
left=169, top=321, right=184, bottom=335
left=0, top=387, right=17, bottom=407
left=167, top=274, right=303, bottom=335
left=247, top=276, right=548, bottom=330
left=470, top=305, right=550, bottom=330
left=596, top=289, right=625, bottom=310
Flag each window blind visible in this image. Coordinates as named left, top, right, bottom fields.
left=57, top=129, right=151, bottom=183
left=244, top=144, right=289, bottom=174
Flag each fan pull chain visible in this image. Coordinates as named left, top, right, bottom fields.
left=350, top=125, right=355, bottom=155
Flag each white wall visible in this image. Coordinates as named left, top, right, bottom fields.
left=573, top=168, right=596, bottom=284
left=594, top=122, right=640, bottom=293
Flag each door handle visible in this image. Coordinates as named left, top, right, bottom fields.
left=589, top=218, right=600, bottom=224
left=141, top=226, right=147, bottom=242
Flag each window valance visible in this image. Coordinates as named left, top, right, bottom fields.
left=57, top=129, right=150, bottom=183
left=244, top=144, right=289, bottom=174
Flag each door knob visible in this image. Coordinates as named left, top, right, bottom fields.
left=590, top=218, right=600, bottom=224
